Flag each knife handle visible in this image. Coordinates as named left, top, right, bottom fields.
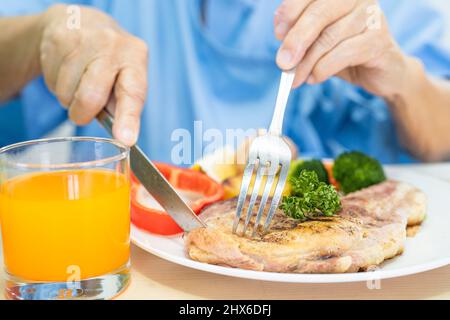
left=96, top=109, right=115, bottom=136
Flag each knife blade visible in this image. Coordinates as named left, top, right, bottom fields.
left=97, top=109, right=206, bottom=232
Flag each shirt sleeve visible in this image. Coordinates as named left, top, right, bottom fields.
left=0, top=0, right=56, bottom=16
left=0, top=0, right=98, bottom=16
left=382, top=0, right=450, bottom=78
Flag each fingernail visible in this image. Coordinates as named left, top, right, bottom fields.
left=275, top=22, right=289, bottom=38
left=120, top=127, right=136, bottom=145
left=277, top=48, right=293, bottom=68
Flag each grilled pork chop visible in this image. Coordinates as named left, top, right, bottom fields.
left=186, top=180, right=427, bottom=273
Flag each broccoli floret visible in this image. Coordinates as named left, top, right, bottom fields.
left=333, top=151, right=386, bottom=194
left=288, top=159, right=329, bottom=184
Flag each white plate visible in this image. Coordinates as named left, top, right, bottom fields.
left=131, top=167, right=450, bottom=283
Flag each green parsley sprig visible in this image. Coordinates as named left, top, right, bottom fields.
left=280, top=170, right=341, bottom=220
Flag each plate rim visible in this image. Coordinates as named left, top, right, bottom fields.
left=131, top=226, right=450, bottom=283
left=131, top=167, right=450, bottom=283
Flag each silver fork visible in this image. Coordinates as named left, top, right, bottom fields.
left=233, top=69, right=295, bottom=237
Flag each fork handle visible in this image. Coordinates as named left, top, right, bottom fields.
left=269, top=69, right=296, bottom=136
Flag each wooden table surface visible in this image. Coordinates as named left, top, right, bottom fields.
left=1, top=163, right=450, bottom=300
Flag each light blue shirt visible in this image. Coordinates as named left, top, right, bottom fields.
left=1, top=0, right=449, bottom=164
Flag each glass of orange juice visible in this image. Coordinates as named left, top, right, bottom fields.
left=0, top=137, right=131, bottom=300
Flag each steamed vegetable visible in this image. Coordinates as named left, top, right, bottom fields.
left=280, top=171, right=341, bottom=220
left=333, top=151, right=386, bottom=194
left=288, top=159, right=329, bottom=184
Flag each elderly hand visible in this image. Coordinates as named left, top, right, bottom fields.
left=39, top=5, right=148, bottom=146
left=275, top=0, right=410, bottom=99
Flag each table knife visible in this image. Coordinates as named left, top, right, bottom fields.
left=97, top=109, right=206, bottom=232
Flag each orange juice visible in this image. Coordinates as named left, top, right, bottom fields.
left=0, top=169, right=130, bottom=282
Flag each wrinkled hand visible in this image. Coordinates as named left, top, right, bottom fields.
left=40, top=5, right=148, bottom=145
left=275, top=0, right=408, bottom=98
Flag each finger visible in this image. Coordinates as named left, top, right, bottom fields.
left=112, top=67, right=148, bottom=146
left=335, top=69, right=354, bottom=84
left=54, top=54, right=92, bottom=108
left=276, top=0, right=357, bottom=70
left=307, top=30, right=386, bottom=84
left=40, top=28, right=81, bottom=92
left=292, top=3, right=368, bottom=87
left=274, top=0, right=315, bottom=40
left=68, top=58, right=118, bottom=126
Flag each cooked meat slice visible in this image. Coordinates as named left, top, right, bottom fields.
left=402, top=187, right=427, bottom=226
left=406, top=225, right=421, bottom=237
left=342, top=180, right=427, bottom=226
left=185, top=180, right=427, bottom=273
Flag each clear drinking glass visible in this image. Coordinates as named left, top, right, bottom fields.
left=0, top=137, right=131, bottom=300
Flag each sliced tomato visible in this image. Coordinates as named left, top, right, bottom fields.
left=131, top=162, right=224, bottom=235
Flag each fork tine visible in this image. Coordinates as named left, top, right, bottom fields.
left=251, top=167, right=276, bottom=237
left=241, top=161, right=266, bottom=236
left=263, top=163, right=289, bottom=232
left=232, top=160, right=256, bottom=234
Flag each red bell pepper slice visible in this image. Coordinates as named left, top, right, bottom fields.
left=131, top=162, right=224, bottom=235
